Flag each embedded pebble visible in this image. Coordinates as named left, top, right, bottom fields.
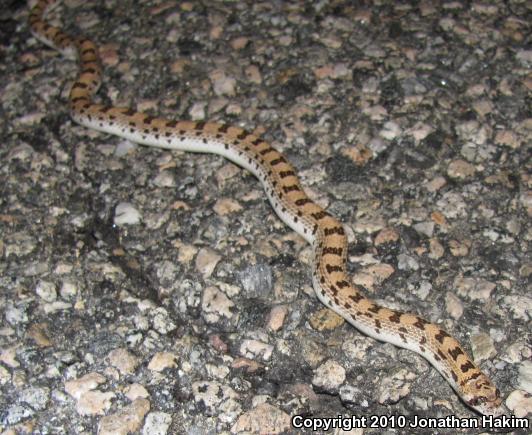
left=447, top=159, right=476, bottom=179
left=213, top=198, right=243, bottom=215
left=470, top=332, right=496, bottom=362
left=445, top=292, right=464, bottom=320
left=107, top=348, right=140, bottom=375
left=210, top=70, right=237, bottom=96
left=114, top=202, right=141, bottom=225
left=189, top=101, right=206, bottom=120
left=17, top=386, right=49, bottom=411
left=3, top=404, right=34, bottom=425
left=191, top=381, right=241, bottom=423
left=309, top=308, right=344, bottom=331
left=454, top=276, right=496, bottom=301
left=231, top=403, right=291, bottom=434
left=505, top=390, right=532, bottom=418
left=413, top=221, right=434, bottom=238
left=64, top=373, right=107, bottom=400
left=266, top=305, right=288, bottom=331
left=0, top=365, right=10, bottom=385
left=312, top=360, right=346, bottom=393
left=201, top=286, right=235, bottom=323
left=379, top=121, right=402, bottom=140
left=114, top=140, right=137, bottom=156
left=503, top=296, right=532, bottom=320
left=147, top=352, right=177, bottom=372
left=5, top=304, right=28, bottom=326
left=377, top=369, right=415, bottom=405
left=151, top=307, right=177, bottom=334
left=59, top=281, right=77, bottom=299
left=152, top=171, right=176, bottom=188
left=99, top=398, right=150, bottom=435
left=237, top=263, right=273, bottom=298
left=0, top=346, right=20, bottom=367
left=239, top=339, right=274, bottom=361
left=517, top=360, right=532, bottom=393
left=397, top=254, right=420, bottom=271
left=449, top=239, right=470, bottom=256
left=76, top=390, right=116, bottom=416
left=429, top=238, right=444, bottom=259
left=125, top=384, right=150, bottom=401
left=195, top=248, right=221, bottom=277
left=142, top=411, right=173, bottom=435
left=374, top=227, right=399, bottom=245
left=35, top=280, right=57, bottom=302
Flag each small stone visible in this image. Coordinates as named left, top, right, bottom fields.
left=208, top=334, right=229, bottom=353
left=379, top=121, right=402, bottom=140
left=142, top=411, right=172, bottom=435
left=114, top=202, right=141, bottom=226
left=0, top=365, right=10, bottom=385
left=59, top=281, right=77, bottom=299
left=5, top=303, right=28, bottom=326
left=18, top=386, right=49, bottom=411
left=425, top=176, right=447, bottom=192
left=152, top=171, right=175, bottom=188
left=231, top=357, right=263, bottom=373
left=76, top=390, right=115, bottom=416
left=191, top=381, right=241, bottom=423
left=454, top=276, right=496, bottom=301
left=213, top=198, right=242, bottom=215
left=517, top=360, right=532, bottom=393
left=64, top=373, right=107, bottom=400
left=445, top=292, right=464, bottom=320
left=201, top=286, right=235, bottom=323
left=377, top=369, right=415, bottom=405
left=505, top=390, right=532, bottom=418
left=266, top=305, right=288, bottom=331
left=231, top=403, right=291, bottom=434
left=309, top=308, right=344, bottom=331
left=312, top=360, right=346, bottom=393
left=125, top=384, right=150, bottom=401
left=239, top=339, right=274, bottom=361
left=449, top=239, right=470, bottom=257
left=151, top=307, right=177, bottom=334
left=189, top=101, right=206, bottom=120
left=26, top=323, right=52, bottom=347
left=374, top=227, right=399, bottom=246
left=3, top=404, right=34, bottom=425
left=470, top=332, right=496, bottom=362
left=429, top=238, right=444, bottom=259
left=245, top=65, right=262, bottom=84
left=209, top=69, right=236, bottom=96
left=99, top=398, right=150, bottom=435
left=0, top=345, right=20, bottom=367
left=147, top=352, right=177, bottom=372
left=115, top=140, right=137, bottom=156
left=494, top=130, right=520, bottom=149
left=447, top=159, right=476, bottom=179
left=195, top=248, right=221, bottom=277
left=35, top=280, right=57, bottom=302
left=107, top=348, right=140, bottom=375
left=231, top=36, right=248, bottom=50
left=397, top=254, right=419, bottom=271
left=472, top=99, right=493, bottom=117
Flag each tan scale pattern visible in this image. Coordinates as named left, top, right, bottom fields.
left=29, top=0, right=505, bottom=416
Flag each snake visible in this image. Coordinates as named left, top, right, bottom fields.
left=28, top=0, right=505, bottom=417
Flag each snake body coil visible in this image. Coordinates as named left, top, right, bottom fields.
left=29, top=0, right=504, bottom=416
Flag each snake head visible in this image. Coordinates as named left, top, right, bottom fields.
left=463, top=373, right=506, bottom=416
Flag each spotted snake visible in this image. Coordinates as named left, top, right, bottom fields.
left=28, top=0, right=506, bottom=416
